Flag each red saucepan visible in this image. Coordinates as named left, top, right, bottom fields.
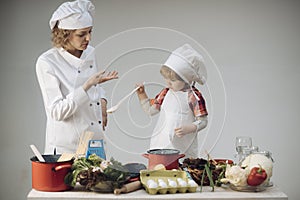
left=142, top=149, right=185, bottom=170
left=31, top=155, right=73, bottom=192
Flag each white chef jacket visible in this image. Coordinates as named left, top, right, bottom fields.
left=36, top=46, right=106, bottom=154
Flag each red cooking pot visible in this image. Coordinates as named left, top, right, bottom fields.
left=142, top=149, right=185, bottom=170
left=31, top=155, right=73, bottom=192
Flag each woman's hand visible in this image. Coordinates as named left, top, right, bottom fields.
left=83, top=70, right=118, bottom=91
left=98, top=70, right=118, bottom=83
left=174, top=124, right=197, bottom=137
left=101, top=98, right=107, bottom=131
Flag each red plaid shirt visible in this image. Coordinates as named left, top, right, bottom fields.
left=150, top=86, right=208, bottom=117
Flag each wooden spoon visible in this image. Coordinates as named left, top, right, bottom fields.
left=30, top=144, right=45, bottom=162
left=57, top=131, right=94, bottom=162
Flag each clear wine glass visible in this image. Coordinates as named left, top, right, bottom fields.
left=235, top=136, right=252, bottom=164
left=235, top=136, right=252, bottom=153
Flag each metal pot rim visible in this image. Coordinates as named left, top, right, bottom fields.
left=30, top=155, right=73, bottom=163
left=147, top=148, right=180, bottom=155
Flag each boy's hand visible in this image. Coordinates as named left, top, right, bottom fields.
left=174, top=124, right=197, bottom=137
left=135, top=83, right=145, bottom=94
left=136, top=83, right=148, bottom=101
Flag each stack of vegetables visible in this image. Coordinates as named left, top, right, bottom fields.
left=64, top=154, right=130, bottom=191
left=180, top=158, right=229, bottom=192
left=221, top=154, right=273, bottom=187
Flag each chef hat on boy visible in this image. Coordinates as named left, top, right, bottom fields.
left=164, top=44, right=207, bottom=85
left=49, top=0, right=95, bottom=30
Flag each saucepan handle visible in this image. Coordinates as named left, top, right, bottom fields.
left=178, top=154, right=185, bottom=159
left=142, top=154, right=149, bottom=159
left=53, top=164, right=72, bottom=172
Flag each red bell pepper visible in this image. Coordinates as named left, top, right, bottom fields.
left=247, top=165, right=267, bottom=186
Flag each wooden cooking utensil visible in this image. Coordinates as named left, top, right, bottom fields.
left=113, top=181, right=142, bottom=195
left=57, top=131, right=94, bottom=162
left=30, top=144, right=46, bottom=162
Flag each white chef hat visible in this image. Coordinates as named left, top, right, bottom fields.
left=164, top=44, right=207, bottom=85
left=49, top=0, right=95, bottom=30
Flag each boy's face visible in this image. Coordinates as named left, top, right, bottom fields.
left=164, top=77, right=186, bottom=92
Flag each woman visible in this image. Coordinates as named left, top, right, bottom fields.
left=36, top=0, right=118, bottom=154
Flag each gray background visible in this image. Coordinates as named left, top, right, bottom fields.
left=0, top=0, right=299, bottom=199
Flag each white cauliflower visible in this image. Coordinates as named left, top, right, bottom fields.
left=241, top=154, right=273, bottom=184
left=99, top=160, right=112, bottom=171
left=221, top=164, right=249, bottom=186
left=221, top=154, right=273, bottom=187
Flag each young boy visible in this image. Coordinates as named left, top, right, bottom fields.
left=136, top=44, right=208, bottom=158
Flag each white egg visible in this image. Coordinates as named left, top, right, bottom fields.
left=158, top=181, right=167, bottom=188
left=178, top=180, right=187, bottom=187
left=157, top=178, right=164, bottom=183
left=148, top=182, right=158, bottom=188
left=177, top=178, right=184, bottom=182
left=188, top=179, right=198, bottom=187
left=169, top=181, right=177, bottom=187
left=168, top=179, right=177, bottom=187
left=147, top=179, right=155, bottom=185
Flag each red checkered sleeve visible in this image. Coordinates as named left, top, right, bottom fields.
left=189, top=86, right=208, bottom=117
left=150, top=88, right=169, bottom=111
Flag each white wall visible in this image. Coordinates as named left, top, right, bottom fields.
left=0, top=0, right=299, bottom=199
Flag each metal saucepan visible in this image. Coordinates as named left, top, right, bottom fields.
left=30, top=155, right=73, bottom=192
left=142, top=149, right=185, bottom=170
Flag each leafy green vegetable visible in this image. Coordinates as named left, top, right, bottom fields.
left=103, top=158, right=129, bottom=182
left=215, top=164, right=227, bottom=186
left=200, top=166, right=206, bottom=192
left=64, top=154, right=129, bottom=190
left=204, top=163, right=215, bottom=192
left=88, top=154, right=103, bottom=166
left=64, top=156, right=93, bottom=187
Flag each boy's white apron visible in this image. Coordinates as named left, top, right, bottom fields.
left=150, top=90, right=198, bottom=158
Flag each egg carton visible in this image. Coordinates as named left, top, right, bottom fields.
left=140, top=169, right=198, bottom=195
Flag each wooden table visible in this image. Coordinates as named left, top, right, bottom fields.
left=27, top=185, right=288, bottom=200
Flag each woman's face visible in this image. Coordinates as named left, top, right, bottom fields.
left=164, top=77, right=186, bottom=92
left=66, top=27, right=93, bottom=51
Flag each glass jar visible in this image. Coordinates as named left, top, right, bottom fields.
left=252, top=150, right=274, bottom=162
left=236, top=147, right=252, bottom=165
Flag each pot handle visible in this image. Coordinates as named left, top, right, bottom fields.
left=178, top=154, right=185, bottom=159
left=53, top=164, right=72, bottom=172
left=142, top=154, right=149, bottom=159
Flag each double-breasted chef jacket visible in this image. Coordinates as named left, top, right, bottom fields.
left=36, top=45, right=106, bottom=154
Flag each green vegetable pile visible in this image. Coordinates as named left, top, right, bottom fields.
left=64, top=154, right=130, bottom=190
left=181, top=158, right=228, bottom=192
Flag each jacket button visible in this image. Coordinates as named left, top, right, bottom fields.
left=97, top=102, right=100, bottom=105
left=78, top=70, right=81, bottom=73
left=90, top=65, right=93, bottom=68
left=90, top=103, right=92, bottom=106
left=98, top=121, right=101, bottom=124
left=91, top=122, right=94, bottom=125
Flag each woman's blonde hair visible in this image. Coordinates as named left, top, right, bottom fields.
left=160, top=65, right=184, bottom=81
left=51, top=23, right=75, bottom=48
